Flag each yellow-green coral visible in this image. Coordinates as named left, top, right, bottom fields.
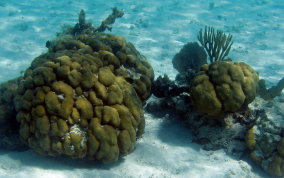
left=245, top=122, right=284, bottom=176
left=80, top=33, right=155, bottom=101
left=0, top=9, right=153, bottom=162
left=266, top=154, right=284, bottom=177
left=14, top=31, right=153, bottom=163
left=190, top=61, right=259, bottom=118
left=245, top=127, right=256, bottom=150
left=0, top=78, right=28, bottom=151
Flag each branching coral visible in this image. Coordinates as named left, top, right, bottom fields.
left=198, top=26, right=233, bottom=63
left=95, top=7, right=124, bottom=32
left=59, top=8, right=124, bottom=37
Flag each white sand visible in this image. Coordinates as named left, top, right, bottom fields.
left=0, top=0, right=283, bottom=177
left=0, top=113, right=259, bottom=178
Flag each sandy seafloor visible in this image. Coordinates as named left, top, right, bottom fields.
left=0, top=0, right=283, bottom=177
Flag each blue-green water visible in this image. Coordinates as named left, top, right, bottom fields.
left=0, top=0, right=283, bottom=177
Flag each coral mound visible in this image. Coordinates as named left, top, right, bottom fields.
left=172, top=42, right=207, bottom=72
left=0, top=78, right=28, bottom=151
left=245, top=97, right=284, bottom=177
left=13, top=31, right=153, bottom=163
left=190, top=61, right=259, bottom=118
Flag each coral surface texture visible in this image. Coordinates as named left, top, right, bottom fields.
left=190, top=61, right=259, bottom=118
left=13, top=32, right=154, bottom=163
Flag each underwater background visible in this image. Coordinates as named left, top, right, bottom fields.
left=0, top=0, right=283, bottom=177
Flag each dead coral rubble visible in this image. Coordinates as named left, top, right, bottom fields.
left=59, top=8, right=124, bottom=36
left=258, top=77, right=284, bottom=100
left=245, top=97, right=284, bottom=177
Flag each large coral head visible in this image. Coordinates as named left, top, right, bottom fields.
left=190, top=61, right=259, bottom=118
